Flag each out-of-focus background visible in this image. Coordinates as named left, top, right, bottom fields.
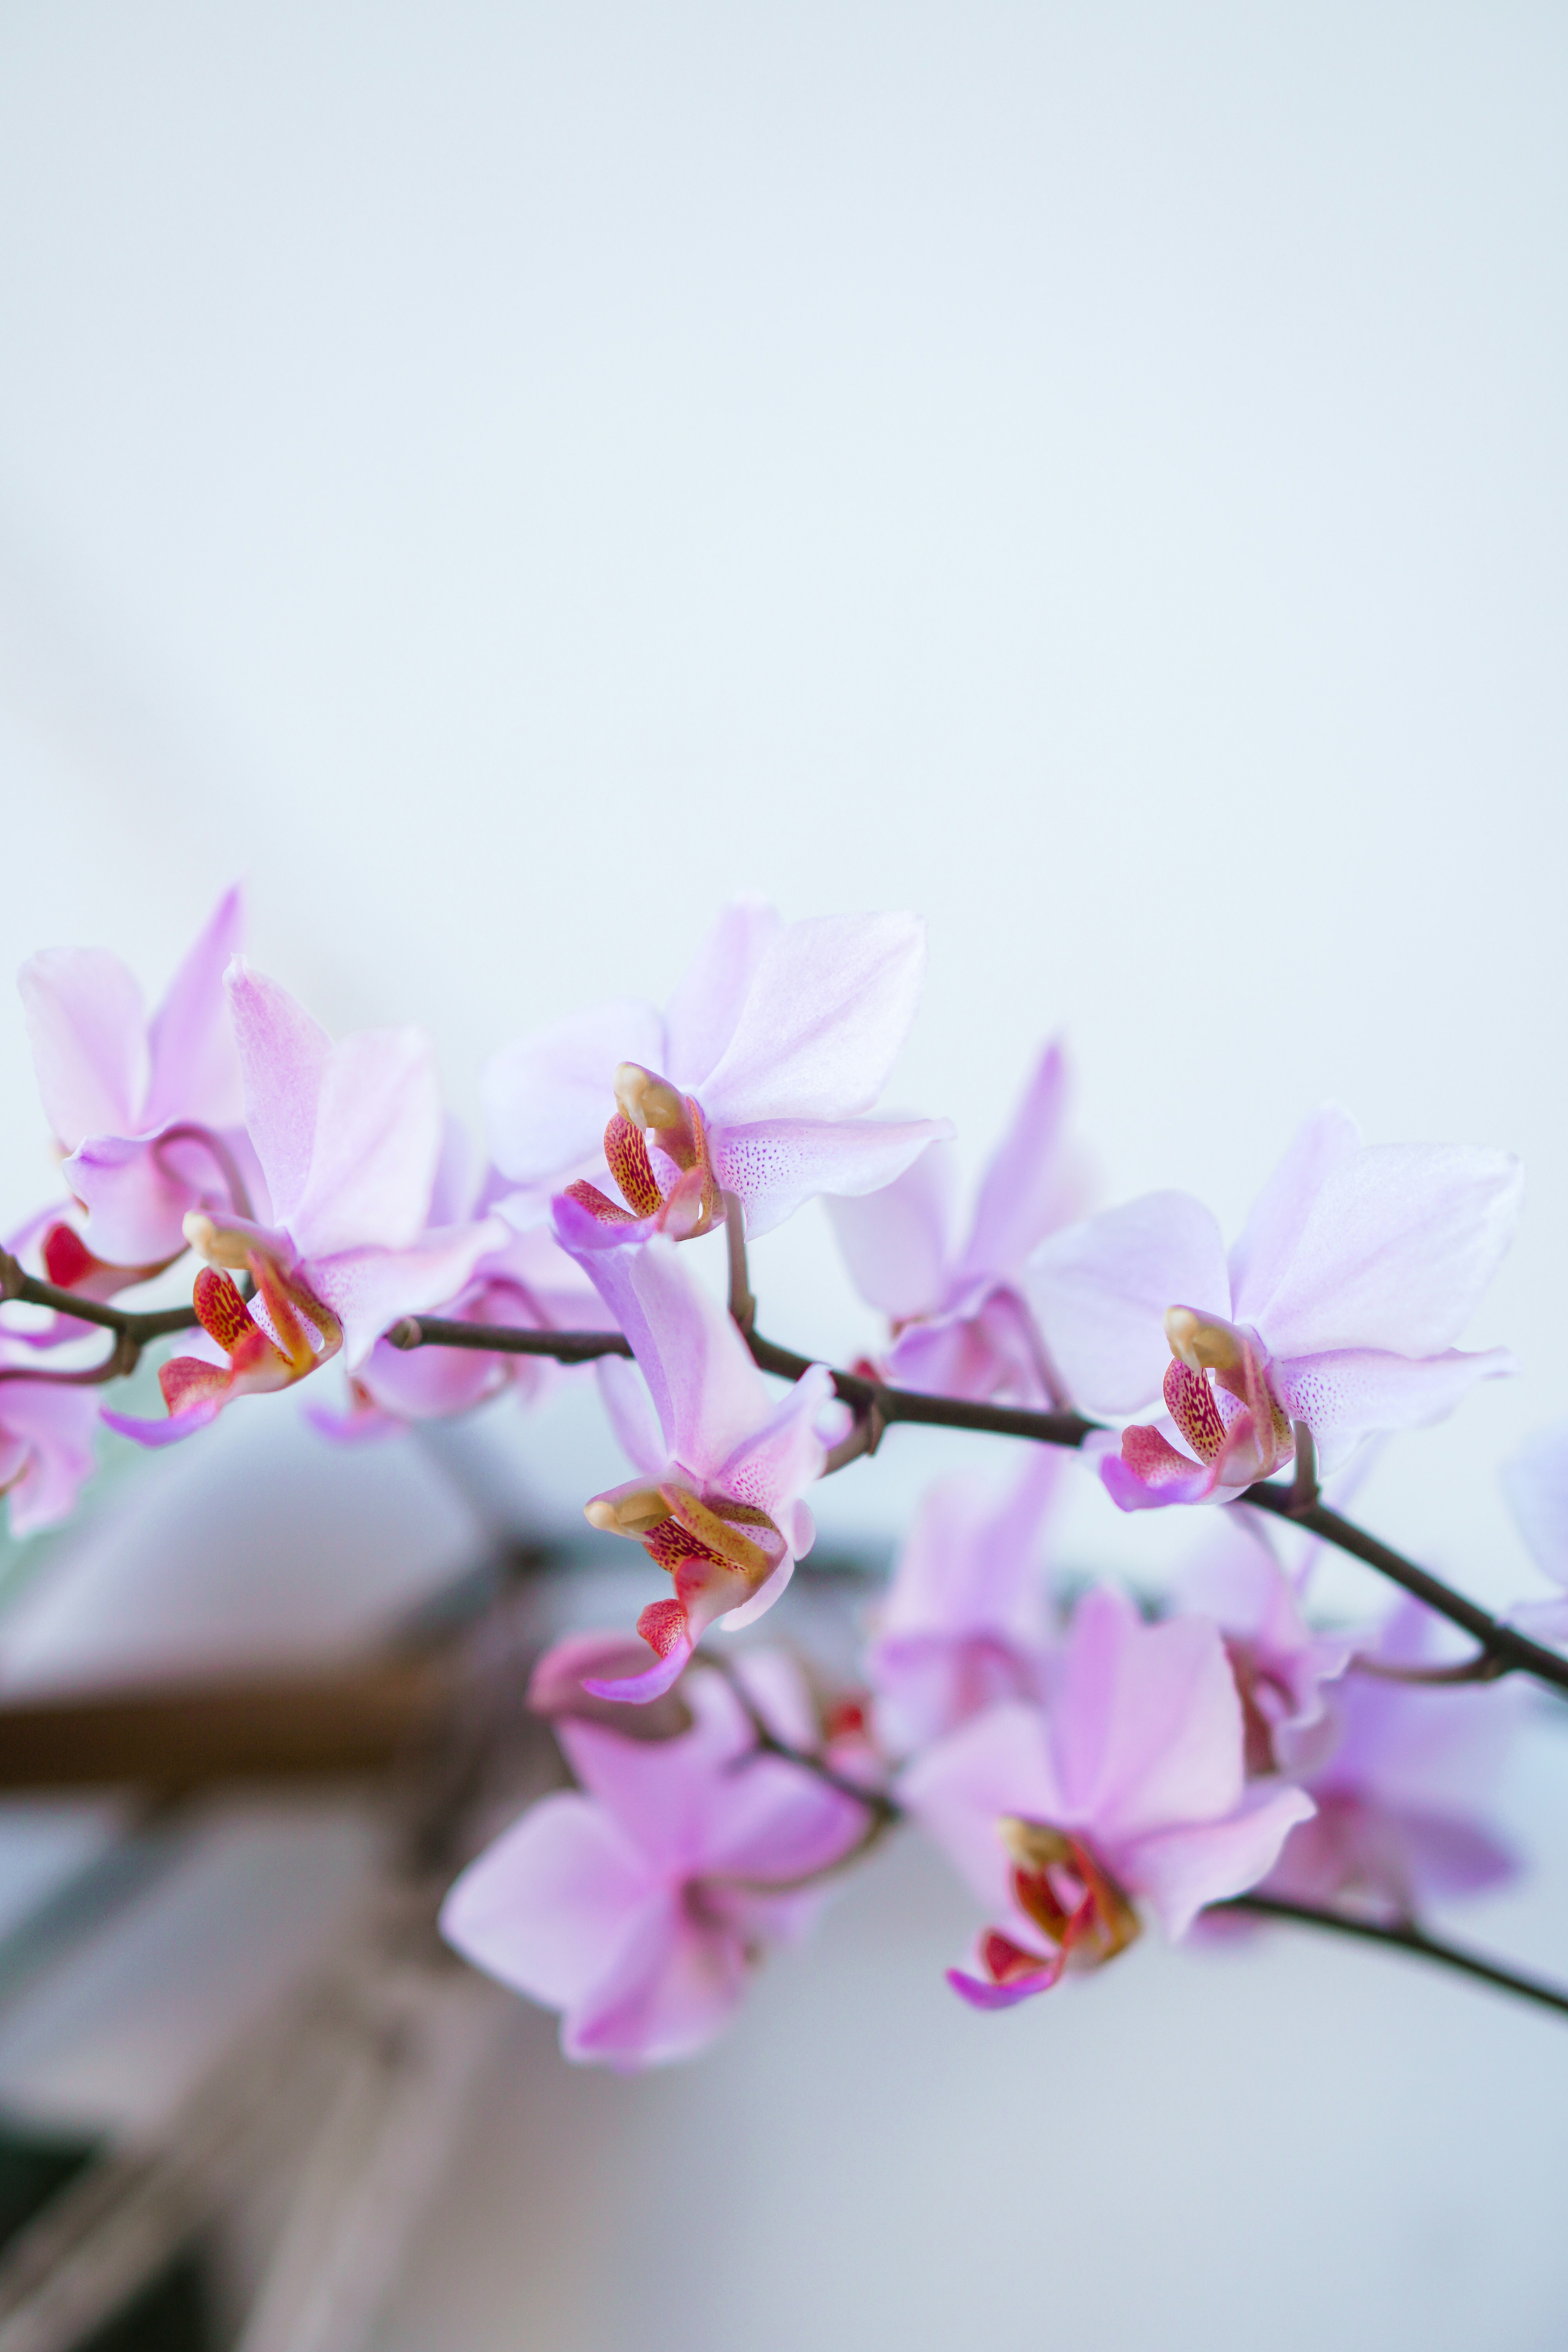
left=0, top=6, right=1565, bottom=2347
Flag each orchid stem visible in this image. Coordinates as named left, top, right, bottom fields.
left=1215, top=1891, right=1568, bottom=2020
left=721, top=1192, right=755, bottom=1334
left=8, top=1256, right=1566, bottom=1706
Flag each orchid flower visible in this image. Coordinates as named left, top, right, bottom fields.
left=1026, top=1107, right=1522, bottom=1509
left=483, top=899, right=951, bottom=1243
left=828, top=1040, right=1089, bottom=1406
left=866, top=1449, right=1067, bottom=1758
left=1500, top=1419, right=1568, bottom=1641
left=900, top=1585, right=1312, bottom=2007
left=20, top=887, right=260, bottom=1278
left=105, top=962, right=503, bottom=1446
left=0, top=1350, right=99, bottom=1535
left=1263, top=1601, right=1523, bottom=1916
left=552, top=1223, right=848, bottom=1702
left=440, top=1662, right=871, bottom=2067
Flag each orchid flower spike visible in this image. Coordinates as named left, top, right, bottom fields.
left=554, top=1231, right=848, bottom=1702
left=483, top=899, right=951, bottom=1244
left=105, top=962, right=503, bottom=1447
left=440, top=1664, right=871, bottom=2067
left=901, top=1585, right=1313, bottom=2008
left=828, top=1039, right=1091, bottom=1407
left=1026, top=1107, right=1523, bottom=1510
left=19, top=887, right=259, bottom=1283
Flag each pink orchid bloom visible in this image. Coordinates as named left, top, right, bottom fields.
left=483, top=899, right=951, bottom=1244
left=551, top=1224, right=848, bottom=1702
left=1174, top=1514, right=1354, bottom=1777
left=20, top=887, right=261, bottom=1275
left=0, top=1349, right=99, bottom=1535
left=1026, top=1107, right=1521, bottom=1509
left=1265, top=1602, right=1522, bottom=1916
left=900, top=1585, right=1312, bottom=2007
left=104, top=962, right=503, bottom=1447
left=440, top=1664, right=871, bottom=2066
left=866, top=1450, right=1067, bottom=1759
left=828, top=1040, right=1090, bottom=1406
left=1500, top=1419, right=1568, bottom=1641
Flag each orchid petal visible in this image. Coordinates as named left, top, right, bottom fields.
left=697, top=912, right=927, bottom=1127
left=20, top=947, right=148, bottom=1148
left=226, top=962, right=333, bottom=1228
left=713, top=1115, right=953, bottom=1240
left=595, top=1356, right=668, bottom=1480
left=1227, top=1107, right=1361, bottom=1325
left=1047, top=1588, right=1244, bottom=1841
left=1126, top=1782, right=1314, bottom=1939
left=1246, top=1143, right=1524, bottom=1361
left=824, top=1141, right=959, bottom=1318
left=0, top=1381, right=98, bottom=1535
left=439, top=1790, right=659, bottom=2008
left=308, top=1221, right=505, bottom=1365
left=290, top=1026, right=444, bottom=1258
left=1273, top=1344, right=1514, bottom=1472
left=1502, top=1419, right=1568, bottom=1593
left=142, top=884, right=246, bottom=1131
left=961, top=1038, right=1080, bottom=1279
left=661, top=897, right=782, bottom=1090
left=1026, top=1193, right=1230, bottom=1414
left=482, top=997, right=666, bottom=1186
left=714, top=1361, right=837, bottom=1525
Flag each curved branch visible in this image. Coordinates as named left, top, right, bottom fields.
left=1217, top=1891, right=1568, bottom=2020
left=0, top=1251, right=199, bottom=1342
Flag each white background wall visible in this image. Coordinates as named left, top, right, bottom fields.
left=0, top=6, right=1564, bottom=2345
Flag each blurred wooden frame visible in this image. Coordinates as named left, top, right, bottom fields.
left=0, top=1658, right=455, bottom=1793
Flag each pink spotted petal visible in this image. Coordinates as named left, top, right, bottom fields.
left=713, top=1115, right=953, bottom=1241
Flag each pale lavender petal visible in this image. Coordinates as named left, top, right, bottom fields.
left=1047, top=1588, right=1243, bottom=1841
left=101, top=1397, right=221, bottom=1447
left=961, top=1038, right=1081, bottom=1280
left=715, top=1115, right=953, bottom=1240
left=1249, top=1144, right=1524, bottom=1361
left=62, top=1134, right=196, bottom=1266
left=142, top=884, right=246, bottom=1130
left=661, top=897, right=782, bottom=1091
left=879, top=1451, right=1063, bottom=1645
left=883, top=1286, right=1056, bottom=1408
left=560, top=1675, right=753, bottom=1869
left=898, top=1702, right=1063, bottom=1915
left=1025, top=1193, right=1230, bottom=1414
left=439, top=1791, right=660, bottom=2007
left=716, top=1551, right=796, bottom=1632
left=1124, top=1783, right=1315, bottom=1938
left=698, top=1751, right=868, bottom=1884
left=0, top=1381, right=98, bottom=1534
left=564, top=1900, right=750, bottom=2066
left=482, top=997, right=666, bottom=1185
left=226, top=962, right=333, bottom=1227
left=20, top=947, right=147, bottom=1147
left=308, top=1220, right=506, bottom=1364
left=1501, top=1419, right=1568, bottom=1592
left=595, top=1356, right=667, bottom=1479
left=697, top=912, right=928, bottom=1127
left=555, top=1232, right=766, bottom=1477
left=289, top=1027, right=444, bottom=1259
left=1274, top=1344, right=1514, bottom=1473
left=946, top=1963, right=1058, bottom=2011
left=1228, top=1107, right=1360, bottom=1327
left=823, top=1140, right=959, bottom=1318
left=715, top=1361, right=837, bottom=1524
